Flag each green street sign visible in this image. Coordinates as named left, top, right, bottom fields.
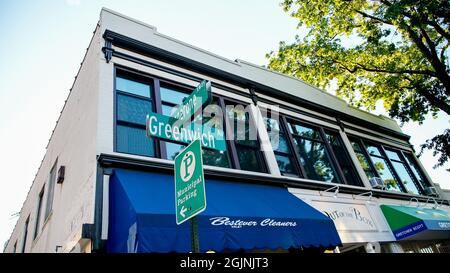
left=146, top=112, right=227, bottom=151
left=170, top=80, right=212, bottom=125
left=175, top=138, right=206, bottom=225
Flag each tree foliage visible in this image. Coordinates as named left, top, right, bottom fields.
left=267, top=0, right=450, bottom=170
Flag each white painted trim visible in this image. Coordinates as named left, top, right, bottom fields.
left=101, top=175, right=109, bottom=240
left=345, top=128, right=412, bottom=151
left=249, top=104, right=281, bottom=176
left=339, top=130, right=372, bottom=188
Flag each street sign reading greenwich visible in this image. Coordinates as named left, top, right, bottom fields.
left=170, top=80, right=212, bottom=125
left=175, top=138, right=206, bottom=225
left=146, top=112, right=227, bottom=151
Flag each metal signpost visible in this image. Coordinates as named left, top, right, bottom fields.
left=147, top=80, right=213, bottom=253
left=174, top=139, right=206, bottom=252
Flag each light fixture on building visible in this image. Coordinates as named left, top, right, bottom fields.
left=57, top=165, right=65, bottom=184
left=407, top=197, right=420, bottom=207
left=425, top=197, right=438, bottom=209
left=320, top=185, right=340, bottom=198
left=354, top=191, right=373, bottom=203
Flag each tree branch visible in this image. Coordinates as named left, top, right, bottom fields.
left=355, top=62, right=436, bottom=76
left=354, top=10, right=393, bottom=25
left=429, top=21, right=450, bottom=41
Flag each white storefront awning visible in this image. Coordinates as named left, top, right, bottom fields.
left=288, top=188, right=395, bottom=244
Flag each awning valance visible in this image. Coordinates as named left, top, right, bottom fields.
left=381, top=204, right=450, bottom=240
left=106, top=169, right=342, bottom=253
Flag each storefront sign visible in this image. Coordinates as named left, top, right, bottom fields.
left=312, top=202, right=376, bottom=231
left=146, top=112, right=226, bottom=151
left=393, top=220, right=427, bottom=240
left=170, top=80, right=211, bottom=125
left=175, top=139, right=206, bottom=225
left=209, top=217, right=298, bottom=229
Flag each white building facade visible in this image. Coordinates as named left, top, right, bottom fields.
left=4, top=9, right=450, bottom=254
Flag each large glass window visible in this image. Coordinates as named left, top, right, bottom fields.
left=264, top=114, right=298, bottom=176
left=288, top=121, right=340, bottom=183
left=404, top=153, right=431, bottom=190
left=225, top=100, right=266, bottom=172
left=325, top=131, right=361, bottom=186
left=21, top=216, right=29, bottom=253
left=44, top=161, right=57, bottom=220
left=115, top=69, right=265, bottom=173
left=385, top=149, right=422, bottom=194
left=349, top=136, right=431, bottom=195
left=115, top=72, right=155, bottom=157
left=33, top=186, right=45, bottom=239
left=349, top=139, right=378, bottom=180
left=364, top=144, right=403, bottom=192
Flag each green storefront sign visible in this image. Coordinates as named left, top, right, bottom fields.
left=174, top=139, right=206, bottom=225
left=170, top=80, right=212, bottom=125
left=146, top=112, right=226, bottom=151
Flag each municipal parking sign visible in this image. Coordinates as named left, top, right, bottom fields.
left=174, top=138, right=206, bottom=225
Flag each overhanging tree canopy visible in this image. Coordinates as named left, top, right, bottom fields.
left=267, top=0, right=450, bottom=170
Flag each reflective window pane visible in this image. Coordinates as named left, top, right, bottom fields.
left=236, top=146, right=261, bottom=172
left=404, top=153, right=429, bottom=189
left=275, top=154, right=297, bottom=176
left=288, top=123, right=322, bottom=140
left=270, top=133, right=290, bottom=154
left=355, top=152, right=377, bottom=179
left=350, top=140, right=363, bottom=153
left=365, top=144, right=383, bottom=156
left=226, top=105, right=258, bottom=147
left=264, top=116, right=281, bottom=132
left=293, top=137, right=339, bottom=183
left=165, top=142, right=185, bottom=160
left=160, top=85, right=188, bottom=105
left=385, top=149, right=401, bottom=161
left=370, top=156, right=402, bottom=192
left=116, top=125, right=155, bottom=157
left=117, top=94, right=151, bottom=125
left=203, top=149, right=231, bottom=168
left=116, top=77, right=151, bottom=98
left=391, top=161, right=420, bottom=195
left=162, top=104, right=175, bottom=116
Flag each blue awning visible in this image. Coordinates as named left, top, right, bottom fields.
left=107, top=169, right=341, bottom=253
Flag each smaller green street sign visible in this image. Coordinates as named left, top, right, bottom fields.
left=170, top=80, right=212, bottom=125
left=175, top=138, right=206, bottom=225
left=146, top=112, right=227, bottom=151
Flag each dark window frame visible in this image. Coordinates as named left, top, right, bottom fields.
left=44, top=160, right=57, bottom=221
left=33, top=185, right=45, bottom=240
left=114, top=66, right=268, bottom=173
left=263, top=110, right=302, bottom=177
left=385, top=148, right=425, bottom=195
left=21, top=216, right=30, bottom=253
left=221, top=96, right=268, bottom=173
left=279, top=115, right=362, bottom=186
left=349, top=135, right=431, bottom=195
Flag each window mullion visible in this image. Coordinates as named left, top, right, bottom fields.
left=319, top=128, right=347, bottom=185
left=398, top=151, right=425, bottom=194
left=281, top=115, right=306, bottom=178
left=219, top=97, right=241, bottom=169
left=153, top=79, right=166, bottom=159
left=358, top=139, right=379, bottom=179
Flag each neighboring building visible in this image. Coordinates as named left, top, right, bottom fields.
left=4, top=8, right=450, bottom=253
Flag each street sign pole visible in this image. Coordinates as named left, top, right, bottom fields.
left=174, top=138, right=207, bottom=252
left=191, top=216, right=200, bottom=253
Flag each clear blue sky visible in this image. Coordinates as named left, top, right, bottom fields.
left=0, top=0, right=449, bottom=248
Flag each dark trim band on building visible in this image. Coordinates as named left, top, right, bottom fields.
left=97, top=153, right=444, bottom=202
left=102, top=29, right=411, bottom=142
